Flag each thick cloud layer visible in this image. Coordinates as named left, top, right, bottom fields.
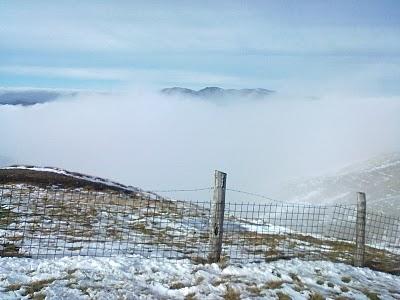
left=0, top=91, right=399, bottom=199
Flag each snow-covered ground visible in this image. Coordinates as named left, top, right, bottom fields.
left=0, top=256, right=399, bottom=300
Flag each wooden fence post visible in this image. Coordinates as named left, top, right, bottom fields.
left=354, top=192, right=366, bottom=267
left=208, top=170, right=227, bottom=263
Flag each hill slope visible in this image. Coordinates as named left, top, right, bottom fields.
left=280, top=153, right=400, bottom=216
left=0, top=165, right=141, bottom=194
left=1, top=165, right=399, bottom=275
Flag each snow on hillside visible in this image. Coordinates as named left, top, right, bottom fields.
left=0, top=256, right=399, bottom=300
left=1, top=166, right=143, bottom=194
left=280, top=153, right=400, bottom=216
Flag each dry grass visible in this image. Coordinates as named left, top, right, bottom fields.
left=0, top=243, right=23, bottom=257
left=184, top=292, right=197, bottom=300
left=223, top=285, right=241, bottom=300
left=309, top=292, right=325, bottom=300
left=217, top=255, right=230, bottom=269
left=276, top=291, right=292, bottom=300
left=264, top=280, right=284, bottom=289
left=0, top=206, right=17, bottom=227
left=341, top=276, right=351, bottom=283
left=191, top=256, right=209, bottom=265
left=195, top=276, right=205, bottom=285
left=289, top=273, right=301, bottom=284
left=340, top=286, right=350, bottom=293
left=4, top=283, right=22, bottom=292
left=316, top=279, right=324, bottom=285
left=169, top=282, right=186, bottom=289
left=5, top=278, right=57, bottom=299
left=212, top=276, right=230, bottom=287
left=363, top=290, right=381, bottom=300
left=246, top=285, right=262, bottom=295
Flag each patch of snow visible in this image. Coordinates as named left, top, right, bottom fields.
left=0, top=256, right=398, bottom=299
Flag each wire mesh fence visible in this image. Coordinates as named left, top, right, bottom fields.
left=223, top=203, right=329, bottom=263
left=328, top=204, right=400, bottom=270
left=0, top=184, right=210, bottom=260
left=1, top=183, right=399, bottom=274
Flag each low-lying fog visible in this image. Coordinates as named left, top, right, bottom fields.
left=0, top=90, right=399, bottom=200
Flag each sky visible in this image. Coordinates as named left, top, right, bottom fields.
left=0, top=1, right=400, bottom=200
left=1, top=0, right=400, bottom=95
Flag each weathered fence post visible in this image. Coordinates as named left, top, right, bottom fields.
left=354, top=192, right=366, bottom=267
left=208, top=170, right=227, bottom=263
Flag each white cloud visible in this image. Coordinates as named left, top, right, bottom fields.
left=0, top=65, right=247, bottom=88
left=0, top=66, right=133, bottom=80
left=0, top=91, right=399, bottom=198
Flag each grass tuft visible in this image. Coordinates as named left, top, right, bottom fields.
left=169, top=282, right=186, bottom=289
left=184, top=292, right=197, bottom=300
left=340, top=286, right=349, bottom=293
left=18, top=278, right=56, bottom=298
left=246, top=285, right=261, bottom=295
left=276, top=291, right=292, bottom=300
left=341, top=276, right=351, bottom=283
left=4, top=283, right=22, bottom=292
left=223, top=285, right=241, bottom=300
left=264, top=280, right=284, bottom=289
left=309, top=292, right=325, bottom=300
left=363, top=290, right=381, bottom=300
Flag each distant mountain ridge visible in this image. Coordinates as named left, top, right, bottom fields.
left=0, top=88, right=77, bottom=106
left=161, top=87, right=275, bottom=99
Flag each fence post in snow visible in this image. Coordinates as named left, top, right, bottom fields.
left=208, top=170, right=227, bottom=263
left=354, top=192, right=366, bottom=267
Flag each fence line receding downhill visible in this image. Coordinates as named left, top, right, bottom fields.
left=0, top=176, right=399, bottom=274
